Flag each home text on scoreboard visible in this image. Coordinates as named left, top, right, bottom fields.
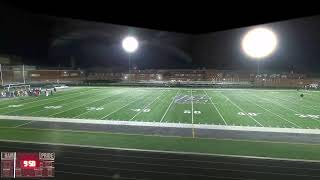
left=1, top=152, right=55, bottom=178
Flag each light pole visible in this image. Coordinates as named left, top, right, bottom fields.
left=122, top=36, right=139, bottom=80
left=128, top=54, right=131, bottom=72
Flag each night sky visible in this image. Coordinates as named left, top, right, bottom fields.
left=1, top=5, right=320, bottom=73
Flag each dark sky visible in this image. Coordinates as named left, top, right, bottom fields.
left=1, top=5, right=320, bottom=73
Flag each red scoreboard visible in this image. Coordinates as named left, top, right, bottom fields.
left=1, top=152, right=55, bottom=178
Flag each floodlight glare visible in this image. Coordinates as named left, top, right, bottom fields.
left=242, top=27, right=277, bottom=58
left=122, top=36, right=139, bottom=53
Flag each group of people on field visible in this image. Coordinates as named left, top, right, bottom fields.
left=0, top=87, right=57, bottom=98
left=1, top=89, right=28, bottom=98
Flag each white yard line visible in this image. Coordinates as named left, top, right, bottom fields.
left=2, top=115, right=320, bottom=135
left=14, top=121, right=33, bottom=128
left=219, top=93, right=264, bottom=127
left=48, top=90, right=128, bottom=118
left=130, top=91, right=165, bottom=121
left=204, top=90, right=227, bottom=125
left=3, top=89, right=101, bottom=115
left=160, top=89, right=180, bottom=122
left=100, top=93, right=150, bottom=120
left=244, top=95, right=301, bottom=128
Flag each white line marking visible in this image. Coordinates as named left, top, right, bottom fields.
left=0, top=88, right=90, bottom=110
left=160, top=89, right=180, bottom=122
left=4, top=89, right=100, bottom=115
left=14, top=121, right=33, bottom=128
left=130, top=91, right=165, bottom=121
left=27, top=89, right=111, bottom=116
left=100, top=93, right=150, bottom=120
left=72, top=92, right=128, bottom=119
left=4, top=115, right=320, bottom=134
left=243, top=95, right=301, bottom=128
left=49, top=90, right=127, bottom=118
left=204, top=90, right=227, bottom=125
left=1, top=139, right=320, bottom=163
left=256, top=95, right=320, bottom=123
left=2, top=124, right=320, bottom=147
left=220, top=93, right=264, bottom=127
left=273, top=95, right=319, bottom=112
left=3, top=143, right=320, bottom=172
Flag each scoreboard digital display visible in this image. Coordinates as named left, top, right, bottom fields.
left=1, top=152, right=55, bottom=178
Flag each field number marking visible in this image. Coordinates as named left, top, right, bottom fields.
left=131, top=108, right=151, bottom=113
left=184, top=110, right=191, bottom=114
left=184, top=110, right=201, bottom=114
left=8, top=105, right=23, bottom=108
left=44, top=106, right=62, bottom=109
left=295, top=114, right=320, bottom=119
left=86, top=107, right=104, bottom=111
left=238, top=112, right=260, bottom=116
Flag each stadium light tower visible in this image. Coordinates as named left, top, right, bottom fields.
left=122, top=36, right=139, bottom=73
left=242, top=27, right=277, bottom=74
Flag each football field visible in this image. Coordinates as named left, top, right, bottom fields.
left=0, top=87, right=320, bottom=129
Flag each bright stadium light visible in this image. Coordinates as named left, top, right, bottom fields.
left=122, top=36, right=139, bottom=77
left=242, top=27, right=277, bottom=58
left=122, top=36, right=139, bottom=53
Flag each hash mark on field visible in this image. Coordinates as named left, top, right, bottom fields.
left=204, top=90, right=227, bottom=125
left=220, top=93, right=264, bottom=127
left=244, top=95, right=301, bottom=128
left=160, top=89, right=180, bottom=122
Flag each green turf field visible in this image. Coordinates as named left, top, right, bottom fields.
left=0, top=87, right=320, bottom=129
left=2, top=126, right=320, bottom=161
